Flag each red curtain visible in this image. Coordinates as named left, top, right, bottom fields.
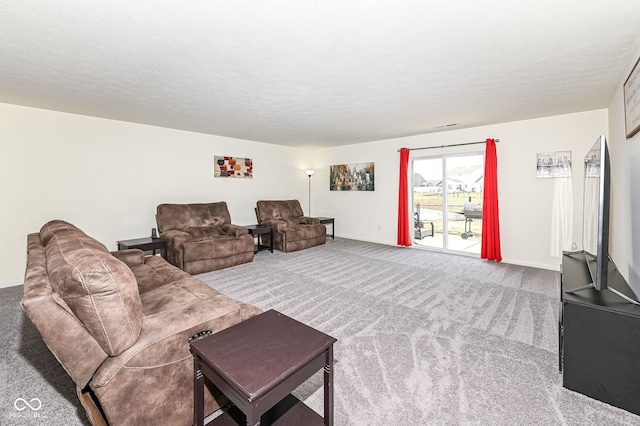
left=481, top=138, right=502, bottom=261
left=397, top=148, right=411, bottom=246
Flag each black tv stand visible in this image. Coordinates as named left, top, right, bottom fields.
left=560, top=252, right=640, bottom=416
left=566, top=282, right=640, bottom=305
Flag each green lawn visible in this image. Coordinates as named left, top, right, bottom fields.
left=413, top=191, right=483, bottom=236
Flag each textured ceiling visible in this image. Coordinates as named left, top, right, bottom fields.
left=1, top=1, right=640, bottom=149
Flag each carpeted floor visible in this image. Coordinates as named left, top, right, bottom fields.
left=2, top=238, right=640, bottom=425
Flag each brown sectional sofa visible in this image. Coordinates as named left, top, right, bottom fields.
left=156, top=202, right=254, bottom=274
left=21, top=220, right=261, bottom=425
left=255, top=200, right=326, bottom=252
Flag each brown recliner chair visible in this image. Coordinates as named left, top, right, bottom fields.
left=156, top=202, right=254, bottom=274
left=255, top=200, right=326, bottom=252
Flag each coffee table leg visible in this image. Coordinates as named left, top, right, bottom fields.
left=194, top=356, right=204, bottom=426
left=247, top=407, right=261, bottom=426
left=324, top=345, right=334, bottom=426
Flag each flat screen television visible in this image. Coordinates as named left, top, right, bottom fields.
left=582, top=134, right=609, bottom=291
left=567, top=134, right=639, bottom=304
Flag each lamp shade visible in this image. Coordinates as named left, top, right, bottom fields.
left=305, top=169, right=315, bottom=176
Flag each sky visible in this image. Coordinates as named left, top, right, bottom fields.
left=412, top=154, right=483, bottom=181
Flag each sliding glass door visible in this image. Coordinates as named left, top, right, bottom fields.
left=412, top=152, right=484, bottom=254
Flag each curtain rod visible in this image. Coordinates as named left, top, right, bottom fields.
left=398, top=139, right=500, bottom=152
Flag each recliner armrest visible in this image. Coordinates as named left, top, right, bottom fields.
left=158, top=229, right=192, bottom=271
left=111, top=249, right=145, bottom=268
left=298, top=216, right=320, bottom=225
left=221, top=224, right=249, bottom=237
left=160, top=229, right=192, bottom=247
left=260, top=219, right=288, bottom=232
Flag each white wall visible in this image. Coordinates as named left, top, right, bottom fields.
left=608, top=44, right=640, bottom=296
left=0, top=103, right=310, bottom=287
left=310, top=110, right=608, bottom=270
left=0, top=102, right=611, bottom=287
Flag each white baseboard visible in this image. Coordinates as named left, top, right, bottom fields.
left=333, top=235, right=561, bottom=272
left=0, top=281, right=23, bottom=289
left=500, top=257, right=560, bottom=272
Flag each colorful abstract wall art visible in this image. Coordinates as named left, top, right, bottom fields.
left=214, top=156, right=253, bottom=178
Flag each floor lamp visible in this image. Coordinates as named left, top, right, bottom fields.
left=305, top=169, right=315, bottom=216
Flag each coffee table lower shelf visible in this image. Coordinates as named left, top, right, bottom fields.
left=207, top=394, right=324, bottom=426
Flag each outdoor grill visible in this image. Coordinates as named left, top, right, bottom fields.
left=459, top=202, right=482, bottom=239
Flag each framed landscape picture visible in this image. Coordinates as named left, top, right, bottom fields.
left=330, top=162, right=374, bottom=191
left=536, top=151, right=571, bottom=178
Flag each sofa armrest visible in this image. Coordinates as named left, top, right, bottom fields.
left=298, top=216, right=321, bottom=225
left=111, top=249, right=145, bottom=268
left=22, top=234, right=109, bottom=388
left=91, top=296, right=262, bottom=387
left=22, top=293, right=110, bottom=388
left=221, top=224, right=249, bottom=237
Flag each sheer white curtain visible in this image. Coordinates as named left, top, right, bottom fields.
left=550, top=178, right=573, bottom=256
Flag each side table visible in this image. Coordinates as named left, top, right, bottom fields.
left=317, top=217, right=335, bottom=239
left=116, top=237, right=168, bottom=258
left=190, top=310, right=336, bottom=426
left=245, top=225, right=273, bottom=253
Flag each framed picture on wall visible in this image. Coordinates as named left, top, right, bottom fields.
left=624, top=56, right=640, bottom=138
left=214, top=156, right=253, bottom=178
left=536, top=151, right=572, bottom=178
left=329, top=162, right=374, bottom=191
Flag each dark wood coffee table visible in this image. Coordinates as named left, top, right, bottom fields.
left=190, top=310, right=337, bottom=426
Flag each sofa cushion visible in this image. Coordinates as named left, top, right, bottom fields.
left=282, top=223, right=326, bottom=242
left=128, top=255, right=193, bottom=294
left=138, top=278, right=223, bottom=315
left=183, top=235, right=252, bottom=263
left=185, top=225, right=224, bottom=241
left=40, top=220, right=143, bottom=356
